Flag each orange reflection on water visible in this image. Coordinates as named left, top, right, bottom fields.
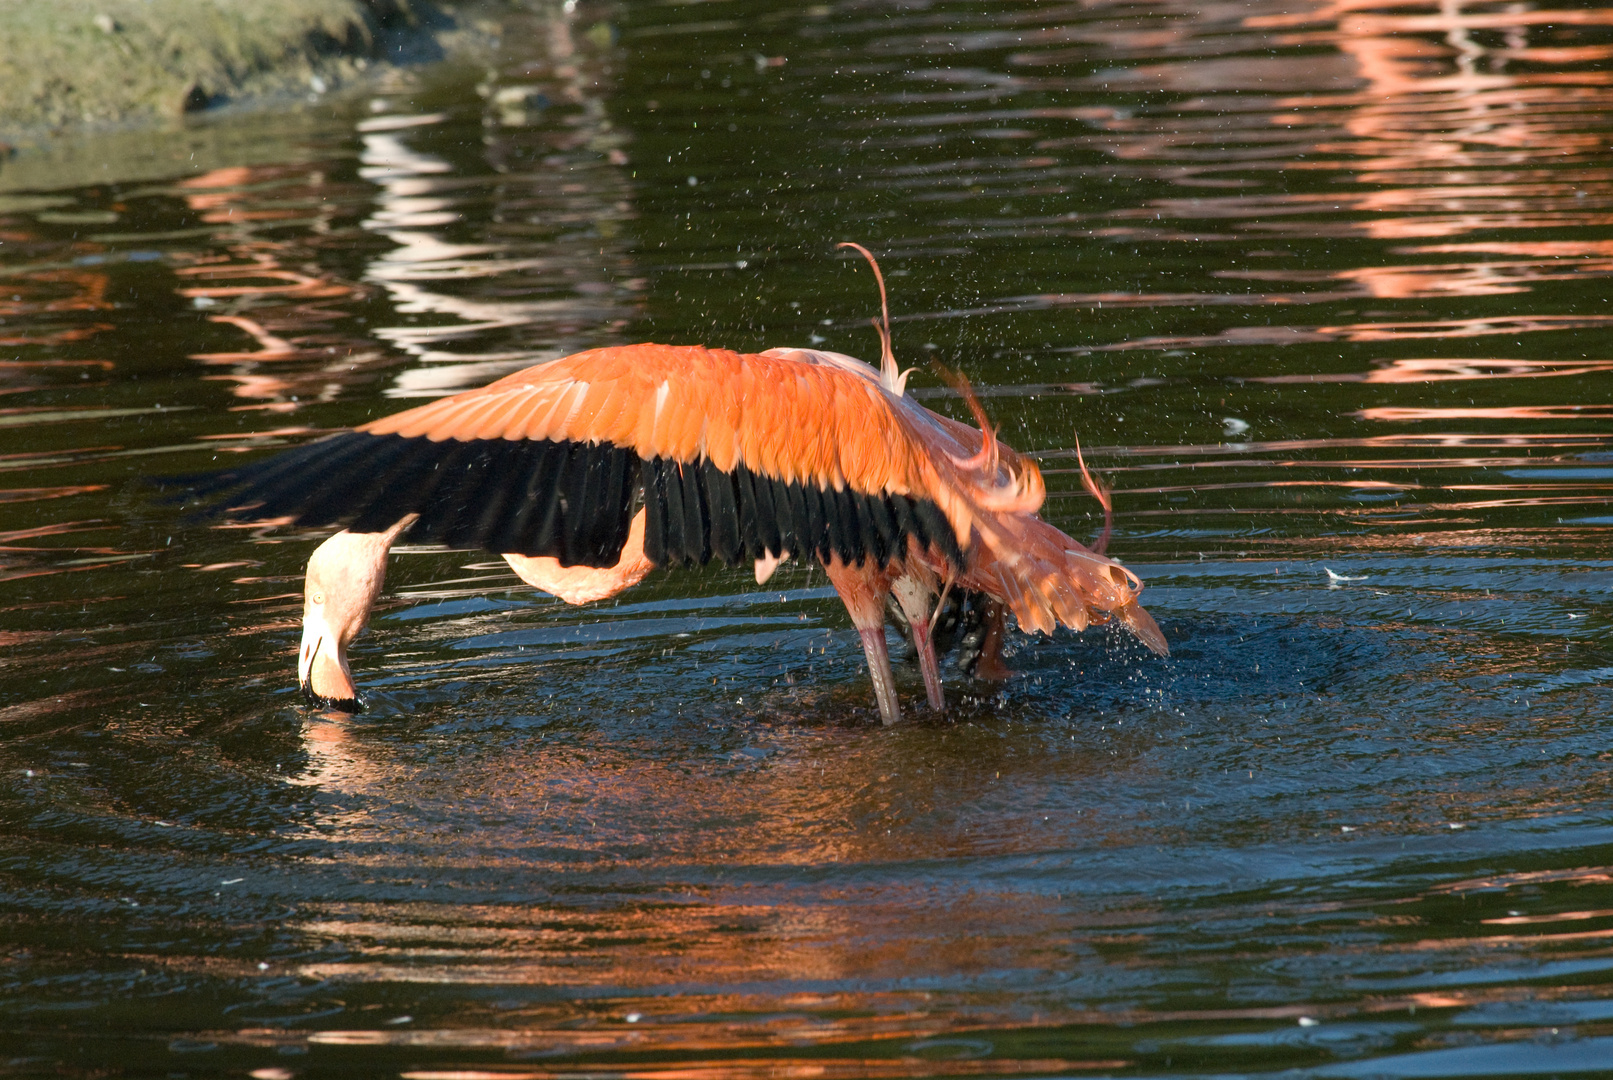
left=1403, top=240, right=1613, bottom=257
left=1358, top=405, right=1613, bottom=421
left=0, top=323, right=112, bottom=348
left=1427, top=494, right=1612, bottom=510
left=389, top=1059, right=1126, bottom=1080
left=1482, top=908, right=1613, bottom=926
left=1434, top=867, right=1613, bottom=893
left=1250, top=358, right=1613, bottom=384
left=1123, top=479, right=1417, bottom=496
left=1074, top=313, right=1613, bottom=352
left=1359, top=358, right=1613, bottom=383
left=1218, top=256, right=1613, bottom=298
left=1039, top=433, right=1609, bottom=462
left=0, top=269, right=111, bottom=316
left=193, top=314, right=303, bottom=362
left=174, top=261, right=353, bottom=300
left=219, top=979, right=1613, bottom=1060
left=174, top=165, right=404, bottom=410
left=1050, top=454, right=1571, bottom=476
left=0, top=508, right=143, bottom=584
left=1011, top=0, right=1613, bottom=325
left=0, top=483, right=108, bottom=504
left=179, top=164, right=318, bottom=224
left=191, top=312, right=389, bottom=410
left=0, top=261, right=114, bottom=348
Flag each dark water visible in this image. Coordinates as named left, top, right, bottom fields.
left=3, top=0, right=1613, bottom=1076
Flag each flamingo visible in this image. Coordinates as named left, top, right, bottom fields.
left=195, top=250, right=1167, bottom=722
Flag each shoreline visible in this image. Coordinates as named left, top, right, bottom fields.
left=0, top=0, right=501, bottom=170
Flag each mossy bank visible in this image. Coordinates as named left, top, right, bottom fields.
left=0, top=0, right=477, bottom=138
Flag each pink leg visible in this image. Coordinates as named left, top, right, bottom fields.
left=855, top=625, right=901, bottom=727
left=972, top=599, right=1015, bottom=682
left=822, top=557, right=901, bottom=725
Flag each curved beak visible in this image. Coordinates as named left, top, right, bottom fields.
left=299, top=609, right=362, bottom=713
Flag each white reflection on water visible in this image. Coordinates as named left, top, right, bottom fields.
left=358, top=8, right=638, bottom=399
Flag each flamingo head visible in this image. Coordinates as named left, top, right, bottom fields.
left=297, top=530, right=394, bottom=712
left=299, top=573, right=364, bottom=712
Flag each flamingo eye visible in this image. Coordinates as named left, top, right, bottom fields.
left=312, top=592, right=325, bottom=605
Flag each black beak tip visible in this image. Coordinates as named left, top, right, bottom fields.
left=300, top=684, right=365, bottom=714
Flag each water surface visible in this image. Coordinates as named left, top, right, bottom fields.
left=2, top=0, right=1613, bottom=1076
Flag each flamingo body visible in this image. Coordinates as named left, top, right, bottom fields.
left=198, top=342, right=1166, bottom=720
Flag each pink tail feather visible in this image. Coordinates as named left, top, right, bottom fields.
left=1074, top=436, right=1113, bottom=557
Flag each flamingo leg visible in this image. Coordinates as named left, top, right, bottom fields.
left=855, top=624, right=901, bottom=727
left=971, top=599, right=1015, bottom=682
left=822, top=557, right=902, bottom=725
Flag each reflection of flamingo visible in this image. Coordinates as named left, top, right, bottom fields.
left=201, top=311, right=1165, bottom=723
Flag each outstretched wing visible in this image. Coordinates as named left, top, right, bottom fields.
left=192, top=343, right=992, bottom=570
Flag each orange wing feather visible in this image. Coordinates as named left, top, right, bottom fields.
left=359, top=343, right=1042, bottom=557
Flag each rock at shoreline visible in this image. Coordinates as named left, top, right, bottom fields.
left=0, top=0, right=451, bottom=136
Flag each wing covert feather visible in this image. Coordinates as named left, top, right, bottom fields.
left=360, top=344, right=944, bottom=498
